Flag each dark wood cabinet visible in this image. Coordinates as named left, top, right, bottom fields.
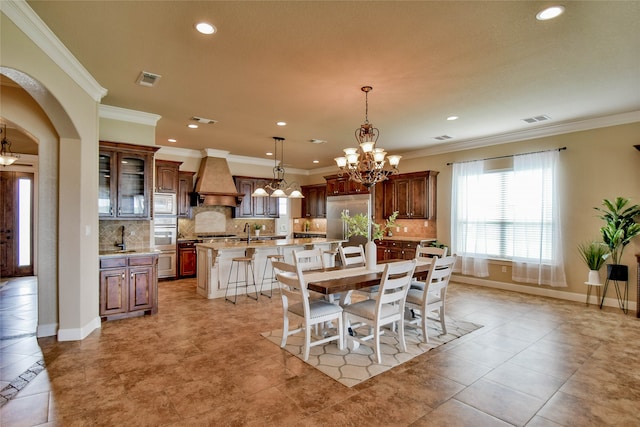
left=178, top=242, right=197, bottom=278
left=99, top=141, right=158, bottom=220
left=233, top=176, right=279, bottom=218
left=301, top=184, right=327, bottom=218
left=376, top=240, right=418, bottom=261
left=324, top=175, right=369, bottom=196
left=382, top=171, right=438, bottom=219
left=178, top=171, right=195, bottom=218
left=99, top=254, right=158, bottom=320
left=155, top=160, right=182, bottom=193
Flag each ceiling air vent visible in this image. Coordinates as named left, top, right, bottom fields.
left=190, top=116, right=218, bottom=125
left=522, top=115, right=551, bottom=124
left=136, top=71, right=161, bottom=87
left=434, top=135, right=453, bottom=141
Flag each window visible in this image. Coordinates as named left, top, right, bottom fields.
left=458, top=168, right=552, bottom=261
left=451, top=150, right=566, bottom=286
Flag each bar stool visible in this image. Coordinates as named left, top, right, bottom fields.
left=225, top=249, right=258, bottom=304
left=260, top=251, right=284, bottom=298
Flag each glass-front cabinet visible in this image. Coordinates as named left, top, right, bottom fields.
left=99, top=141, right=158, bottom=220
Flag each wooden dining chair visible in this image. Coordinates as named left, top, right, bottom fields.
left=292, top=248, right=325, bottom=271
left=272, top=261, right=344, bottom=361
left=338, top=244, right=365, bottom=267
left=405, top=255, right=456, bottom=343
left=412, top=245, right=449, bottom=290
left=342, top=259, right=417, bottom=364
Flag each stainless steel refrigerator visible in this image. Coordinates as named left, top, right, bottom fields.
left=326, top=194, right=371, bottom=247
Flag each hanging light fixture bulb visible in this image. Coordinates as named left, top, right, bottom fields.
left=251, top=137, right=304, bottom=198
left=334, top=86, right=401, bottom=187
left=0, top=124, right=20, bottom=166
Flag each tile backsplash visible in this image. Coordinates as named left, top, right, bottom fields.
left=99, top=220, right=151, bottom=251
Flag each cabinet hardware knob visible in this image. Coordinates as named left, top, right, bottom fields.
left=121, top=272, right=125, bottom=279
left=131, top=273, right=134, bottom=280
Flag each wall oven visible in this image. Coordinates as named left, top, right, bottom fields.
left=154, top=216, right=177, bottom=278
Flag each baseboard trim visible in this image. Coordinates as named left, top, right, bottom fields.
left=452, top=274, right=638, bottom=312
left=57, top=316, right=101, bottom=341
left=36, top=323, right=58, bottom=338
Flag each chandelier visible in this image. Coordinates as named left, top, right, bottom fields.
left=251, top=137, right=304, bottom=198
left=334, top=86, right=401, bottom=188
left=0, top=124, right=20, bottom=166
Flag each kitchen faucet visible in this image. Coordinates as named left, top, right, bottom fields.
left=243, top=222, right=251, bottom=244
left=115, top=225, right=126, bottom=251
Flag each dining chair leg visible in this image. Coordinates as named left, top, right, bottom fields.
left=421, top=313, right=429, bottom=344
left=398, top=318, right=407, bottom=353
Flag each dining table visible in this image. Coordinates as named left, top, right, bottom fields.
left=304, top=259, right=433, bottom=296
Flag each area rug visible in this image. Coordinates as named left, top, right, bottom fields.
left=262, top=316, right=482, bottom=387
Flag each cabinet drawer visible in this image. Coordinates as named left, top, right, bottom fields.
left=100, top=257, right=127, bottom=269
left=128, top=256, right=155, bottom=266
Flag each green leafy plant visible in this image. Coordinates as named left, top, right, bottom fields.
left=427, top=240, right=447, bottom=249
left=340, top=210, right=398, bottom=241
left=594, top=197, right=640, bottom=265
left=253, top=223, right=262, bottom=230
left=577, top=241, right=608, bottom=271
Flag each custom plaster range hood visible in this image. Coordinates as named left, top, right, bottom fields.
left=193, top=151, right=244, bottom=207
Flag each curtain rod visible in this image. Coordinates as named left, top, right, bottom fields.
left=446, top=146, right=567, bottom=166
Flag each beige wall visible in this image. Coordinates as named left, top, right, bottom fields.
left=2, top=12, right=102, bottom=340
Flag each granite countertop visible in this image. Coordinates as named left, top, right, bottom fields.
left=197, top=237, right=344, bottom=251
left=99, top=247, right=160, bottom=258
left=377, top=236, right=436, bottom=243
left=293, top=231, right=327, bottom=236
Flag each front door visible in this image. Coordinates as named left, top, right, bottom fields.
left=0, top=171, right=34, bottom=277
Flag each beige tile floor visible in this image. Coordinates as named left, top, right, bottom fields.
left=1, top=276, right=639, bottom=426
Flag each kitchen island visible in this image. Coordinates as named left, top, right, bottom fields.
left=196, top=237, right=344, bottom=299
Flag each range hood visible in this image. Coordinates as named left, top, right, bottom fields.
left=193, top=154, right=244, bottom=207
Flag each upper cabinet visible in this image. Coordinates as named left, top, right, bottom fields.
left=301, top=184, right=327, bottom=218
left=324, top=174, right=369, bottom=196
left=99, top=141, right=158, bottom=220
left=178, top=171, right=195, bottom=218
left=233, top=176, right=279, bottom=218
left=155, top=160, right=182, bottom=193
left=382, top=171, right=438, bottom=219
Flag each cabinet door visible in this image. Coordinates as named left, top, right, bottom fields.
left=235, top=178, right=254, bottom=217
left=179, top=248, right=197, bottom=277
left=117, top=152, right=150, bottom=218
left=98, top=150, right=117, bottom=218
left=129, top=265, right=154, bottom=311
left=316, top=186, right=326, bottom=217
left=178, top=172, right=194, bottom=217
left=382, top=180, right=396, bottom=219
left=394, top=178, right=411, bottom=218
left=348, top=180, right=369, bottom=194
left=408, top=176, right=428, bottom=219
left=100, top=268, right=127, bottom=315
left=155, top=161, right=179, bottom=193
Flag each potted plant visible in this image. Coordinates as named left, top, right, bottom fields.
left=340, top=211, right=398, bottom=270
left=577, top=241, right=608, bottom=284
left=253, top=223, right=262, bottom=237
left=594, top=197, right=640, bottom=281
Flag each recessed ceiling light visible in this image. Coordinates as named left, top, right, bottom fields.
left=168, top=138, right=177, bottom=143
left=446, top=116, right=459, bottom=121
left=536, top=6, right=565, bottom=21
left=266, top=152, right=273, bottom=156
left=313, top=160, right=319, bottom=164
left=195, top=22, right=216, bottom=35
left=188, top=124, right=198, bottom=129
left=276, top=121, right=287, bottom=126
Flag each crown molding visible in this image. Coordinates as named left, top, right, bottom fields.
left=99, top=105, right=161, bottom=126
left=404, top=110, right=640, bottom=159
left=1, top=0, right=108, bottom=102
left=156, top=146, right=202, bottom=159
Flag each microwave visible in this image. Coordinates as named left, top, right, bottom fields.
left=153, top=193, right=177, bottom=216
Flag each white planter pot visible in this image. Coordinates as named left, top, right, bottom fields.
left=365, top=241, right=377, bottom=271
left=587, top=270, right=601, bottom=285
left=254, top=230, right=260, bottom=237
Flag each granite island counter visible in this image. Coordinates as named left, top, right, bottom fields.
left=196, top=238, right=344, bottom=299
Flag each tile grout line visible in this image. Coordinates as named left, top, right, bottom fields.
left=0, top=359, right=46, bottom=407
